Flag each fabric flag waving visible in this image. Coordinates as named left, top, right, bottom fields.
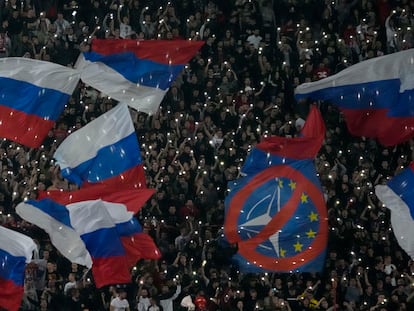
left=16, top=199, right=142, bottom=287
left=224, top=106, right=328, bottom=272
left=295, top=49, right=414, bottom=146
left=76, top=39, right=204, bottom=115
left=38, top=183, right=154, bottom=214
left=375, top=162, right=414, bottom=259
left=16, top=198, right=93, bottom=268
left=38, top=185, right=160, bottom=265
left=0, top=57, right=80, bottom=148
left=0, top=226, right=37, bottom=311
left=53, top=103, right=146, bottom=187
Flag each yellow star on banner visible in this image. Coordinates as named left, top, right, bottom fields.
left=309, top=211, right=318, bottom=222
left=301, top=192, right=308, bottom=203
left=293, top=241, right=303, bottom=252
left=288, top=180, right=296, bottom=190
left=306, top=229, right=316, bottom=238
left=280, top=248, right=286, bottom=258
left=278, top=179, right=283, bottom=188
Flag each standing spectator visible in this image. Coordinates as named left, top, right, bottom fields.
left=53, top=12, right=70, bottom=37
left=63, top=272, right=77, bottom=296
left=140, top=7, right=156, bottom=39
left=158, top=281, right=182, bottom=311
left=64, top=288, right=82, bottom=311
left=0, top=27, right=11, bottom=57
left=149, top=297, right=164, bottom=311
left=175, top=222, right=194, bottom=252
left=110, top=287, right=130, bottom=311
left=7, top=9, right=23, bottom=55
left=118, top=7, right=133, bottom=39
left=385, top=11, right=398, bottom=53
left=137, top=286, right=151, bottom=311
left=246, top=28, right=262, bottom=50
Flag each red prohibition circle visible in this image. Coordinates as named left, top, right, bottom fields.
left=224, top=164, right=328, bottom=271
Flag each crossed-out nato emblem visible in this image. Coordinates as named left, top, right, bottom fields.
left=225, top=163, right=328, bottom=272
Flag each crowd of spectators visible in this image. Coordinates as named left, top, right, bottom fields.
left=1, top=0, right=414, bottom=310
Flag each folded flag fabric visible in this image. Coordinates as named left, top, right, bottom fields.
left=76, top=39, right=204, bottom=115
left=0, top=226, right=37, bottom=311
left=224, top=106, right=328, bottom=272
left=98, top=199, right=161, bottom=266
left=38, top=185, right=160, bottom=264
left=0, top=57, right=80, bottom=148
left=16, top=199, right=136, bottom=287
left=295, top=49, right=414, bottom=146
left=53, top=103, right=146, bottom=187
left=16, top=198, right=93, bottom=268
left=375, top=162, right=414, bottom=259
left=38, top=183, right=154, bottom=214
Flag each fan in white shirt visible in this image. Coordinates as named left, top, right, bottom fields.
left=110, top=289, right=130, bottom=311
left=137, top=288, right=151, bottom=311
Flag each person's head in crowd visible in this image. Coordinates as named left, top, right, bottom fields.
left=141, top=287, right=149, bottom=298
left=117, top=286, right=128, bottom=300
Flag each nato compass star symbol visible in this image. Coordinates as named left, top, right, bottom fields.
left=239, top=177, right=297, bottom=257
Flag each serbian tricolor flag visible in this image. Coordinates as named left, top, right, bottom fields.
left=0, top=226, right=37, bottom=311
left=295, top=49, right=414, bottom=146
left=76, top=39, right=204, bottom=115
left=375, top=162, right=414, bottom=259
left=224, top=106, right=328, bottom=272
left=0, top=58, right=80, bottom=147
left=53, top=103, right=146, bottom=187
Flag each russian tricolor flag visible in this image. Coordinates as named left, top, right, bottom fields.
left=76, top=39, right=204, bottom=115
left=0, top=58, right=80, bottom=148
left=375, top=162, right=414, bottom=259
left=0, top=226, right=37, bottom=311
left=16, top=198, right=152, bottom=287
left=53, top=103, right=146, bottom=187
left=38, top=183, right=155, bottom=214
left=295, top=49, right=414, bottom=146
left=16, top=198, right=93, bottom=268
left=38, top=185, right=160, bottom=265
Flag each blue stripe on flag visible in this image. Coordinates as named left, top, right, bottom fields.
left=60, top=132, right=142, bottom=184
left=388, top=166, right=414, bottom=220
left=0, top=248, right=26, bottom=286
left=27, top=199, right=73, bottom=228
left=386, top=89, right=414, bottom=117
left=0, top=77, right=70, bottom=120
left=295, top=79, right=400, bottom=110
left=83, top=52, right=184, bottom=90
left=116, top=217, right=142, bottom=237
left=81, top=227, right=125, bottom=258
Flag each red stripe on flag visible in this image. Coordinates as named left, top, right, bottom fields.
left=341, top=108, right=414, bottom=146
left=0, top=277, right=24, bottom=311
left=91, top=256, right=131, bottom=288
left=91, top=39, right=204, bottom=65
left=39, top=184, right=155, bottom=214
left=121, top=233, right=161, bottom=267
left=81, top=165, right=149, bottom=190
left=0, top=105, right=54, bottom=148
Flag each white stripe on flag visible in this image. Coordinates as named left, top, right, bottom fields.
left=53, top=103, right=133, bottom=169
left=375, top=184, right=414, bottom=259
left=66, top=200, right=116, bottom=235
left=0, top=57, right=80, bottom=94
left=76, top=54, right=166, bottom=115
left=0, top=226, right=37, bottom=263
left=16, top=202, right=93, bottom=267
left=295, top=49, right=414, bottom=95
